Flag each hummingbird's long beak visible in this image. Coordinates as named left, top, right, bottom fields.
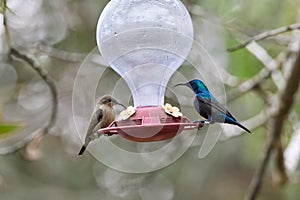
left=116, top=102, right=126, bottom=109
left=174, top=82, right=190, bottom=88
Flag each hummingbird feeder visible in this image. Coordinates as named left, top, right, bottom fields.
left=96, top=0, right=202, bottom=142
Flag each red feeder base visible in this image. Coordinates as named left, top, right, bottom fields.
left=98, top=106, right=203, bottom=142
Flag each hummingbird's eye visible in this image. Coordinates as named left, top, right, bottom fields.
left=108, top=99, right=112, bottom=102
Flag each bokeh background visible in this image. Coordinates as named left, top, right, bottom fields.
left=0, top=0, right=300, bottom=199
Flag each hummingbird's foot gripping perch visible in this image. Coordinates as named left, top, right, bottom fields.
left=194, top=120, right=213, bottom=125
left=204, top=120, right=215, bottom=125
left=193, top=120, right=206, bottom=130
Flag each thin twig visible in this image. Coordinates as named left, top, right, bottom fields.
left=35, top=43, right=108, bottom=65
left=2, top=0, right=11, bottom=52
left=227, top=43, right=284, bottom=102
left=10, top=48, right=58, bottom=134
left=227, top=68, right=271, bottom=102
left=228, top=23, right=300, bottom=52
left=3, top=48, right=58, bottom=156
left=252, top=85, right=270, bottom=105
left=36, top=43, right=87, bottom=63
left=246, top=42, right=286, bottom=90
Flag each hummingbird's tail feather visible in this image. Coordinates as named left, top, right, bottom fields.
left=78, top=139, right=91, bottom=155
left=78, top=145, right=86, bottom=155
left=235, top=122, right=251, bottom=133
left=225, top=116, right=251, bottom=133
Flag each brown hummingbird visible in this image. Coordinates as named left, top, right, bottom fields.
left=78, top=95, right=126, bottom=155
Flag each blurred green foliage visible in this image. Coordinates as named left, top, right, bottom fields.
left=0, top=124, right=19, bottom=135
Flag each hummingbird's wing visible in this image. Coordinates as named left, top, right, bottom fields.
left=85, top=108, right=103, bottom=141
left=196, top=93, right=251, bottom=134
left=78, top=108, right=103, bottom=155
left=196, top=94, right=236, bottom=120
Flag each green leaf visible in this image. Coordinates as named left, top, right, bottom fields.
left=0, top=124, right=20, bottom=135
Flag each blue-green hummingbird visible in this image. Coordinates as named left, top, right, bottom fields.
left=174, top=79, right=251, bottom=133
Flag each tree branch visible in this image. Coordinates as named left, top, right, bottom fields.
left=10, top=49, right=58, bottom=134
left=245, top=33, right=300, bottom=200
left=1, top=0, right=58, bottom=155
left=228, top=23, right=300, bottom=52
left=2, top=0, right=11, bottom=52
left=4, top=49, right=58, bottom=157
left=273, top=138, right=288, bottom=186
left=284, top=117, right=300, bottom=178
left=227, top=42, right=284, bottom=102
left=244, top=131, right=275, bottom=200
left=35, top=43, right=88, bottom=63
